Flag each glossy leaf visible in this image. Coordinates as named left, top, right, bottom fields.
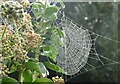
left=2, top=77, right=19, bottom=84
left=44, top=7, right=58, bottom=17
left=32, top=2, right=44, bottom=18
left=9, top=64, right=17, bottom=73
left=42, top=45, right=58, bottom=62
left=25, top=61, right=49, bottom=77
left=52, top=27, right=64, bottom=37
left=33, top=78, right=53, bottom=84
left=44, top=62, right=65, bottom=74
left=22, top=69, right=33, bottom=82
left=50, top=27, right=64, bottom=48
left=25, top=61, right=41, bottom=73
left=38, top=62, right=49, bottom=77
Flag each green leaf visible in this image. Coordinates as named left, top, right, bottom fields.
left=53, top=27, right=64, bottom=37
left=44, top=62, right=65, bottom=74
left=48, top=14, right=57, bottom=21
left=32, top=2, right=44, bottom=18
left=38, top=62, right=49, bottom=77
left=33, top=78, right=53, bottom=84
left=32, top=2, right=43, bottom=9
left=49, top=27, right=64, bottom=47
left=2, top=77, right=19, bottom=84
left=25, top=61, right=41, bottom=73
left=0, top=79, right=2, bottom=84
left=22, top=69, right=33, bottom=83
left=25, top=61, right=48, bottom=77
left=42, top=45, right=58, bottom=62
left=43, top=21, right=52, bottom=28
left=44, top=7, right=58, bottom=17
left=9, top=64, right=17, bottom=73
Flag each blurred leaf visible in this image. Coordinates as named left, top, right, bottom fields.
left=33, top=78, right=53, bottom=84
left=0, top=79, right=2, bottom=84
left=44, top=62, right=65, bottom=74
left=2, top=77, right=19, bottom=84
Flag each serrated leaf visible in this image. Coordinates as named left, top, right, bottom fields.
left=33, top=78, right=53, bottom=84
left=44, top=62, right=65, bottom=74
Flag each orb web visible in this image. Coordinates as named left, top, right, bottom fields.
left=56, top=17, right=92, bottom=75
left=54, top=10, right=120, bottom=81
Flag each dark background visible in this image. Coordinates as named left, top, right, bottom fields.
left=61, top=2, right=120, bottom=83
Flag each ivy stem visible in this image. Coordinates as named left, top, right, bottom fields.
left=18, top=65, right=23, bottom=84
left=3, top=56, right=14, bottom=59
left=13, top=20, right=23, bottom=84
left=0, top=24, right=7, bottom=42
left=18, top=70, right=23, bottom=84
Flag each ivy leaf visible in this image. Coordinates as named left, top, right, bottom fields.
left=38, top=62, right=49, bottom=77
left=32, top=2, right=44, bottom=18
left=22, top=69, right=33, bottom=83
left=52, top=27, right=64, bottom=37
left=33, top=78, right=53, bottom=84
left=25, top=61, right=41, bottom=73
left=25, top=61, right=49, bottom=77
left=48, top=14, right=57, bottom=21
left=44, top=62, right=65, bottom=74
left=50, top=27, right=64, bottom=47
left=9, top=64, right=17, bottom=73
left=2, top=77, right=19, bottom=84
left=43, top=21, right=52, bottom=28
left=41, top=45, right=58, bottom=62
left=44, top=7, right=58, bottom=17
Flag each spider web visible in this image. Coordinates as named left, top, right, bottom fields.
left=26, top=1, right=119, bottom=81
left=54, top=10, right=120, bottom=82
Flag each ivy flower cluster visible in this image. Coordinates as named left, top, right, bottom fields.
left=0, top=0, right=43, bottom=77
left=0, top=1, right=24, bottom=20
left=52, top=76, right=65, bottom=84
